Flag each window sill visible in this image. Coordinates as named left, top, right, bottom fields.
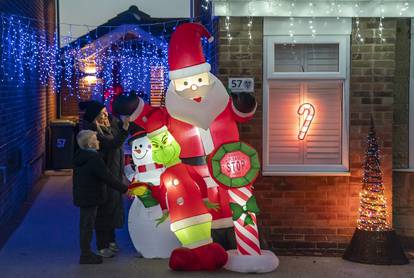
left=393, top=169, right=414, bottom=173
left=262, top=171, right=351, bottom=177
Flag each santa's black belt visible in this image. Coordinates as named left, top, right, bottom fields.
left=181, top=156, right=207, bottom=165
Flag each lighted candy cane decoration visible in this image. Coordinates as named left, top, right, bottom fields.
left=297, top=103, right=315, bottom=140
left=209, top=142, right=278, bottom=273
left=228, top=186, right=261, bottom=256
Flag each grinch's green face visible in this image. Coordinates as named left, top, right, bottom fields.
left=150, top=129, right=181, bottom=165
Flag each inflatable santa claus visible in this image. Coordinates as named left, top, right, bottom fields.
left=113, top=22, right=257, bottom=251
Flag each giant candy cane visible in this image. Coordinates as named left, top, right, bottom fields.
left=228, top=186, right=261, bottom=255
left=297, top=103, right=315, bottom=140
left=209, top=142, right=278, bottom=273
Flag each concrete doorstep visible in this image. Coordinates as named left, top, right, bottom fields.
left=0, top=175, right=413, bottom=278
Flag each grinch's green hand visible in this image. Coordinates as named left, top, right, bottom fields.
left=155, top=211, right=170, bottom=227
left=203, top=200, right=220, bottom=212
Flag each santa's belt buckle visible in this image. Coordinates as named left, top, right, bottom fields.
left=208, top=141, right=260, bottom=188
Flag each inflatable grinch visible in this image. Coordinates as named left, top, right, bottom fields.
left=113, top=22, right=278, bottom=273
left=127, top=108, right=228, bottom=271
left=125, top=124, right=180, bottom=259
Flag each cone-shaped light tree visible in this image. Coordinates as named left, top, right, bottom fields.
left=357, top=122, right=389, bottom=231
left=343, top=117, right=408, bottom=265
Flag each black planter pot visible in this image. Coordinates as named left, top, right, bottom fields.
left=343, top=228, right=409, bottom=265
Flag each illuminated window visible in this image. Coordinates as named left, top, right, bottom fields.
left=263, top=18, right=350, bottom=175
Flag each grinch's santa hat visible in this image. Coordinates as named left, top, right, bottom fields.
left=168, top=23, right=214, bottom=80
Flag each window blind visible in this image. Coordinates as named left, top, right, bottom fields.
left=268, top=80, right=342, bottom=165
left=274, top=43, right=339, bottom=73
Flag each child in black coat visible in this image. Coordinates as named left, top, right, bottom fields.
left=73, top=130, right=129, bottom=264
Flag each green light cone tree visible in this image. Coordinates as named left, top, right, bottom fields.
left=343, top=118, right=408, bottom=265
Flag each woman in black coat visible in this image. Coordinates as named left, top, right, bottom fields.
left=79, top=100, right=129, bottom=257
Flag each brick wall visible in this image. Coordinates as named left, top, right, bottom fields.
left=0, top=0, right=56, bottom=226
left=217, top=17, right=402, bottom=253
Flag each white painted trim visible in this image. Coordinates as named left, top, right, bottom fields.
left=409, top=18, right=414, bottom=168
left=213, top=1, right=414, bottom=17
left=264, top=18, right=352, bottom=36
left=262, top=19, right=350, bottom=175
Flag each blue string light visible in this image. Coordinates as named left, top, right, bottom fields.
left=0, top=13, right=209, bottom=103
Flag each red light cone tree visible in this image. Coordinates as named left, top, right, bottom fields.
left=343, top=117, right=408, bottom=265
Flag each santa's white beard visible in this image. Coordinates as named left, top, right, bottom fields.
left=166, top=73, right=229, bottom=130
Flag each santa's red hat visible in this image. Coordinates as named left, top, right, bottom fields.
left=168, top=23, right=214, bottom=80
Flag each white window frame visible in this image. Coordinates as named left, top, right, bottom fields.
left=263, top=19, right=350, bottom=176
left=266, top=36, right=348, bottom=80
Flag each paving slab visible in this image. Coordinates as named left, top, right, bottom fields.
left=0, top=175, right=413, bottom=278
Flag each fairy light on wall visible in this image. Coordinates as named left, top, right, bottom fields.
left=309, top=19, right=316, bottom=38
left=0, top=13, right=195, bottom=103
left=215, top=0, right=414, bottom=17
left=288, top=1, right=296, bottom=44
left=336, top=2, right=343, bottom=20
left=225, top=16, right=232, bottom=42
left=265, top=0, right=274, bottom=10
left=247, top=1, right=253, bottom=42
left=354, top=18, right=364, bottom=44
left=378, top=2, right=386, bottom=43
left=353, top=1, right=364, bottom=44
left=399, top=2, right=409, bottom=16
left=308, top=1, right=314, bottom=17
left=247, top=17, right=253, bottom=41
left=0, top=14, right=60, bottom=87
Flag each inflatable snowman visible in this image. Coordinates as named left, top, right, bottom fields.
left=126, top=127, right=180, bottom=258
